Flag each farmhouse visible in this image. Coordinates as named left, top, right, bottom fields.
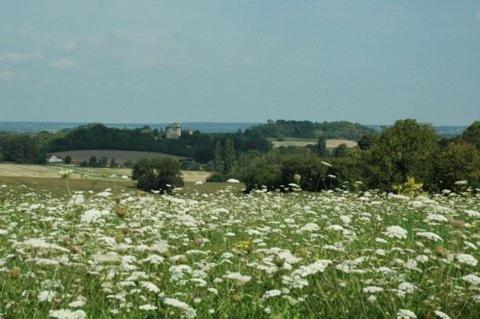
left=47, top=155, right=64, bottom=163
left=166, top=123, right=181, bottom=139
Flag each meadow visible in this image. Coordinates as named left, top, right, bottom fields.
left=49, top=150, right=185, bottom=164
left=1, top=184, right=479, bottom=318
left=0, top=163, right=212, bottom=183
left=270, top=138, right=358, bottom=149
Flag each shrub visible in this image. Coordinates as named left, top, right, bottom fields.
left=88, top=156, right=97, bottom=166
left=64, top=155, right=72, bottom=164
left=206, top=173, right=227, bottom=183
left=279, top=155, right=329, bottom=191
left=334, top=144, right=349, bottom=157
left=242, top=157, right=282, bottom=192
left=462, top=121, right=480, bottom=149
left=124, top=160, right=134, bottom=168
left=98, top=156, right=108, bottom=167
left=393, top=176, right=424, bottom=197
left=132, top=158, right=183, bottom=193
left=364, top=119, right=438, bottom=191
left=434, top=141, right=480, bottom=190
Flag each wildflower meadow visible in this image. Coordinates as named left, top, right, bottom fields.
left=1, top=185, right=480, bottom=318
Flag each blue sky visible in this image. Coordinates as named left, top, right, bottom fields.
left=0, top=1, right=479, bottom=125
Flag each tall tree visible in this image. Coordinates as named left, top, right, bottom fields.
left=132, top=157, right=183, bottom=193
left=462, top=121, right=480, bottom=149
left=358, top=134, right=374, bottom=150
left=434, top=141, right=480, bottom=190
left=365, top=119, right=439, bottom=190
left=335, top=144, right=349, bottom=157
left=316, top=136, right=327, bottom=156
left=213, top=140, right=223, bottom=172
left=223, top=138, right=236, bottom=174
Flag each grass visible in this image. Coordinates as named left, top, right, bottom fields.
left=0, top=163, right=231, bottom=196
left=0, top=163, right=213, bottom=183
left=49, top=149, right=185, bottom=164
left=0, top=176, right=135, bottom=196
left=0, top=187, right=479, bottom=318
left=269, top=138, right=358, bottom=149
left=0, top=175, right=242, bottom=196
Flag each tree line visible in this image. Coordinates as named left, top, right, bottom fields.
left=2, top=119, right=480, bottom=194
left=248, top=119, right=376, bottom=140
left=223, top=120, right=480, bottom=192
left=0, top=123, right=272, bottom=165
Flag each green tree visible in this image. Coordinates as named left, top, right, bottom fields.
left=132, top=158, right=183, bottom=193
left=365, top=119, right=439, bottom=190
left=98, top=156, right=108, bottom=167
left=88, top=156, right=97, bottom=166
left=110, top=158, right=117, bottom=167
left=462, top=121, right=480, bottom=149
left=358, top=134, right=374, bottom=150
left=434, top=141, right=480, bottom=190
left=241, top=157, right=282, bottom=192
left=213, top=140, right=223, bottom=172
left=64, top=155, right=72, bottom=164
left=316, top=136, right=327, bottom=156
left=279, top=154, right=329, bottom=191
left=223, top=138, right=236, bottom=174
left=334, top=144, right=349, bottom=157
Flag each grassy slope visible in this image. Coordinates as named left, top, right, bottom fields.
left=49, top=149, right=185, bottom=164
left=0, top=163, right=238, bottom=195
left=269, top=138, right=358, bottom=149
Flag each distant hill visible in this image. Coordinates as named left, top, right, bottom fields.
left=0, top=121, right=258, bottom=134
left=0, top=121, right=467, bottom=138
left=367, top=125, right=467, bottom=138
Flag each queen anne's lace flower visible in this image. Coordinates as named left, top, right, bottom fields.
left=385, top=226, right=408, bottom=240
left=456, top=254, right=478, bottom=267
left=397, top=309, right=417, bottom=319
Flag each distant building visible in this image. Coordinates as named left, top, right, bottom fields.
left=48, top=155, right=64, bottom=163
left=166, top=123, right=182, bottom=139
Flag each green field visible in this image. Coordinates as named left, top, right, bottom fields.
left=270, top=138, right=358, bottom=149
left=0, top=163, right=233, bottom=196
left=0, top=163, right=212, bottom=182
left=49, top=149, right=185, bottom=164
left=0, top=188, right=479, bottom=318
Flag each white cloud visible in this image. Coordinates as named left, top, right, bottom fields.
left=0, top=51, right=43, bottom=63
left=0, top=70, right=16, bottom=81
left=49, top=58, right=78, bottom=70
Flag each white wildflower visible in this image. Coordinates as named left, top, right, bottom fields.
left=49, top=309, right=87, bottom=319
left=416, top=231, right=443, bottom=242
left=456, top=254, right=478, bottom=267
left=299, top=223, right=320, bottom=232
left=139, top=304, right=157, bottom=311
left=164, top=298, right=196, bottom=319
left=223, top=272, right=252, bottom=284
left=262, top=289, right=282, bottom=299
left=38, top=290, right=56, bottom=303
left=141, top=281, right=161, bottom=294
left=434, top=310, right=451, bottom=319
left=80, top=208, right=109, bottom=223
left=462, top=274, right=480, bottom=285
left=397, top=309, right=417, bottom=319
left=363, top=286, right=384, bottom=294
left=384, top=226, right=408, bottom=240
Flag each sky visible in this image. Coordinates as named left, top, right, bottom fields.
left=0, top=1, right=479, bottom=125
